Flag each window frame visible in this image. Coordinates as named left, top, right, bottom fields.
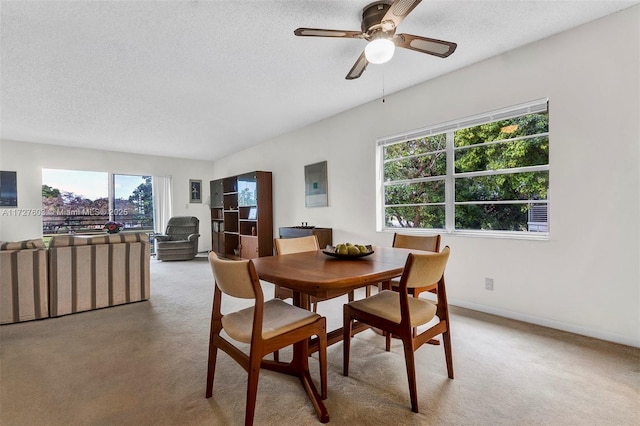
left=376, top=98, right=549, bottom=240
left=41, top=169, right=154, bottom=236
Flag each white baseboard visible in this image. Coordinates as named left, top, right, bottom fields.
left=449, top=298, right=640, bottom=348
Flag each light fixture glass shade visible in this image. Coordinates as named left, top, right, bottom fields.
left=365, top=38, right=395, bottom=64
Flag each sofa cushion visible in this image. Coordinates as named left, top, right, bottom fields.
left=49, top=233, right=149, bottom=248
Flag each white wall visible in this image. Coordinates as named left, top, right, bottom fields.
left=212, top=7, right=640, bottom=346
left=0, top=140, right=213, bottom=252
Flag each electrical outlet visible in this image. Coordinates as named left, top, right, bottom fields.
left=485, top=278, right=494, bottom=291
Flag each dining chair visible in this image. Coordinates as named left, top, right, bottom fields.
left=381, top=233, right=443, bottom=347
left=206, top=252, right=327, bottom=426
left=365, top=233, right=440, bottom=299
left=273, top=235, right=355, bottom=313
left=272, top=235, right=354, bottom=362
left=390, top=233, right=441, bottom=298
left=343, top=247, right=452, bottom=414
left=273, top=235, right=321, bottom=310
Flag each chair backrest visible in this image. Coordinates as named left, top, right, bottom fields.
left=274, top=235, right=319, bottom=255
left=208, top=252, right=257, bottom=299
left=165, top=216, right=199, bottom=240
left=392, top=233, right=441, bottom=253
left=402, top=247, right=450, bottom=289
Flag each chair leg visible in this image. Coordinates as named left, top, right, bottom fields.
left=273, top=350, right=279, bottom=362
left=205, top=341, right=218, bottom=398
left=366, top=284, right=382, bottom=297
left=343, top=308, right=352, bottom=376
left=401, top=337, right=419, bottom=413
left=385, top=330, right=392, bottom=352
left=244, top=352, right=262, bottom=426
left=443, top=329, right=454, bottom=379
left=318, top=320, right=328, bottom=399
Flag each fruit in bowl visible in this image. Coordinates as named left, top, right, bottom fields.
left=334, top=243, right=370, bottom=255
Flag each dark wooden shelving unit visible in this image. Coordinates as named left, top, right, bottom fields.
left=210, top=171, right=272, bottom=260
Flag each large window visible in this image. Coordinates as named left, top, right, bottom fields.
left=42, top=169, right=153, bottom=235
left=378, top=99, right=549, bottom=237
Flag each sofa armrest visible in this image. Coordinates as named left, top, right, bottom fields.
left=188, top=234, right=200, bottom=243
left=155, top=235, right=171, bottom=242
left=0, top=248, right=49, bottom=324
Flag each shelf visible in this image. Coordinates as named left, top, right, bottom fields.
left=222, top=177, right=237, bottom=193
left=239, top=220, right=257, bottom=236
left=210, top=207, right=223, bottom=220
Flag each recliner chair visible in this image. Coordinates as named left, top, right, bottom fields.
left=155, top=216, right=200, bottom=261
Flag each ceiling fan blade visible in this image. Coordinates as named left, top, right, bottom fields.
left=382, top=0, right=423, bottom=29
left=394, top=33, right=457, bottom=58
left=294, top=28, right=365, bottom=39
left=345, top=52, right=369, bottom=80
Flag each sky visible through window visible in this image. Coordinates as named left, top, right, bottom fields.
left=42, top=169, right=144, bottom=200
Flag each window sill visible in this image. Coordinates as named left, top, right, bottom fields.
left=449, top=230, right=549, bottom=241
left=381, top=228, right=549, bottom=241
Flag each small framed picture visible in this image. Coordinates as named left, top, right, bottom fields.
left=248, top=207, right=257, bottom=220
left=0, top=171, right=18, bottom=207
left=189, top=179, right=202, bottom=203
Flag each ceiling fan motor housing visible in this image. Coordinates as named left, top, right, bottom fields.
left=361, top=1, right=394, bottom=34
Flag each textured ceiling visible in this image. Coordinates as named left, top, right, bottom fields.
left=1, top=1, right=637, bottom=161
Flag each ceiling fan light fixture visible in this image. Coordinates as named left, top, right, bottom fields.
left=365, top=38, right=395, bottom=64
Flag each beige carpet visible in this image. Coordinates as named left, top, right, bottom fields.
left=1, top=254, right=638, bottom=426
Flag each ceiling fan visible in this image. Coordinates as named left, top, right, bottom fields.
left=294, top=0, right=457, bottom=80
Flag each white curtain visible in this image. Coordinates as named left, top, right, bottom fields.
left=152, top=176, right=173, bottom=234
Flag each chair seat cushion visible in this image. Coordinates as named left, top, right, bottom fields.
left=222, top=299, right=321, bottom=343
left=156, top=240, right=193, bottom=249
left=347, top=290, right=437, bottom=327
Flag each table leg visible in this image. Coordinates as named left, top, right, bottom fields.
left=266, top=285, right=384, bottom=422
left=261, top=340, right=329, bottom=423
left=261, top=289, right=329, bottom=422
left=294, top=340, right=329, bottom=423
left=307, top=321, right=370, bottom=354
left=293, top=292, right=311, bottom=310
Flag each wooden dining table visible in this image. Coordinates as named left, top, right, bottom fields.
left=251, top=246, right=416, bottom=424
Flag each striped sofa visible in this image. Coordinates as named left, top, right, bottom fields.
left=48, top=233, right=150, bottom=317
left=0, top=239, right=49, bottom=324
